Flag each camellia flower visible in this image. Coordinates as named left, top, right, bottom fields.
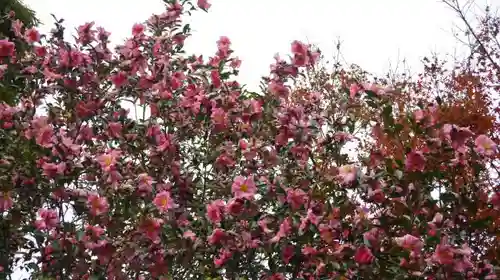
left=206, top=199, right=225, bottom=224
left=137, top=173, right=153, bottom=193
left=34, top=208, right=59, bottom=230
left=432, top=244, right=455, bottom=265
left=354, top=246, right=374, bottom=264
left=231, top=175, right=257, bottom=199
left=0, top=192, right=13, bottom=212
left=197, top=0, right=211, bottom=10
left=97, top=150, right=121, bottom=172
left=153, top=191, right=175, bottom=213
left=286, top=188, right=308, bottom=210
left=0, top=39, right=15, bottom=57
left=24, top=27, right=40, bottom=43
left=87, top=194, right=109, bottom=216
left=474, top=134, right=497, bottom=156
left=394, top=234, right=423, bottom=252
left=337, top=165, right=357, bottom=184
left=349, top=83, right=361, bottom=98
left=405, top=151, right=426, bottom=172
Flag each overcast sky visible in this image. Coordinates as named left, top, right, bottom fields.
left=21, top=0, right=496, bottom=90
left=11, top=0, right=496, bottom=279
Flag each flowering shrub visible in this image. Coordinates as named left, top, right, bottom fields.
left=0, top=0, right=499, bottom=279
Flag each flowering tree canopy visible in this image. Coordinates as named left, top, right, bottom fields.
left=0, top=0, right=498, bottom=279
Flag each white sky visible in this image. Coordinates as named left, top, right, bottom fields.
left=11, top=0, right=497, bottom=279
left=22, top=0, right=497, bottom=90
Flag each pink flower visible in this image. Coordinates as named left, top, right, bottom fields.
left=34, top=208, right=59, bottom=230
left=132, top=23, right=145, bottom=36
left=282, top=245, right=294, bottom=264
left=216, top=36, right=231, bottom=58
left=208, top=228, right=227, bottom=245
left=432, top=212, right=443, bottom=224
left=153, top=191, right=175, bottom=213
left=206, top=199, right=225, bottom=224
left=214, top=248, right=232, bottom=268
left=0, top=39, right=15, bottom=57
left=110, top=71, right=128, bottom=87
left=286, top=188, right=308, bottom=210
left=211, top=107, right=228, bottom=128
left=97, top=150, right=121, bottom=172
left=197, top=0, right=211, bottom=10
left=25, top=27, right=40, bottom=43
left=231, top=175, right=257, bottom=199
left=270, top=217, right=292, bottom=243
left=443, top=124, right=474, bottom=153
left=474, top=134, right=497, bottom=156
left=226, top=198, right=244, bottom=216
left=0, top=192, right=13, bottom=212
left=183, top=230, right=196, bottom=241
left=107, top=122, right=123, bottom=138
left=87, top=194, right=109, bottom=216
left=413, top=109, right=425, bottom=122
left=349, top=83, right=361, bottom=98
left=337, top=165, right=357, bottom=184
left=432, top=244, right=455, bottom=265
left=405, top=151, right=426, bottom=172
left=137, top=173, right=153, bottom=194
left=354, top=246, right=374, bottom=264
left=0, top=64, right=7, bottom=78
left=291, top=40, right=310, bottom=66
left=141, top=218, right=163, bottom=242
left=394, top=234, right=423, bottom=251
left=239, top=139, right=248, bottom=150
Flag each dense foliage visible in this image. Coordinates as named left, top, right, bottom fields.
left=0, top=0, right=498, bottom=279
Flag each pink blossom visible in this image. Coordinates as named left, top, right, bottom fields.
left=183, top=230, right=196, bottom=241
left=153, top=191, right=176, bottom=213
left=405, top=151, right=426, bottom=172
left=354, top=246, right=374, bottom=264
left=474, top=134, right=497, bottom=156
left=226, top=198, right=244, bottom=216
left=258, top=217, right=273, bottom=234
left=25, top=27, right=40, bottom=43
left=413, top=109, right=425, bottom=122
left=132, top=23, right=145, bottom=36
left=349, top=83, right=361, bottom=98
left=443, top=124, right=474, bottom=153
left=206, top=199, right=225, bottom=224
left=0, top=64, right=7, bottom=78
left=141, top=218, right=163, bottom=242
left=208, top=228, right=227, bottom=245
left=107, top=122, right=123, bottom=138
left=286, top=188, right=307, bottom=210
left=97, top=150, right=121, bottom=172
left=197, top=0, right=211, bottom=10
left=270, top=217, right=292, bottom=243
left=432, top=244, right=455, bottom=265
left=0, top=39, right=15, bottom=57
left=0, top=192, right=13, bottom=212
left=337, top=165, right=357, bottom=184
left=11, top=19, right=23, bottom=37
left=137, top=173, right=153, bottom=193
left=214, top=248, right=232, bottom=268
left=34, top=208, right=59, bottom=230
left=211, top=107, right=228, bottom=128
left=87, top=194, right=109, bottom=216
left=394, top=234, right=423, bottom=251
left=110, top=71, right=128, bottom=87
left=282, top=245, right=294, bottom=264
left=231, top=175, right=257, bottom=199
left=432, top=212, right=443, bottom=224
